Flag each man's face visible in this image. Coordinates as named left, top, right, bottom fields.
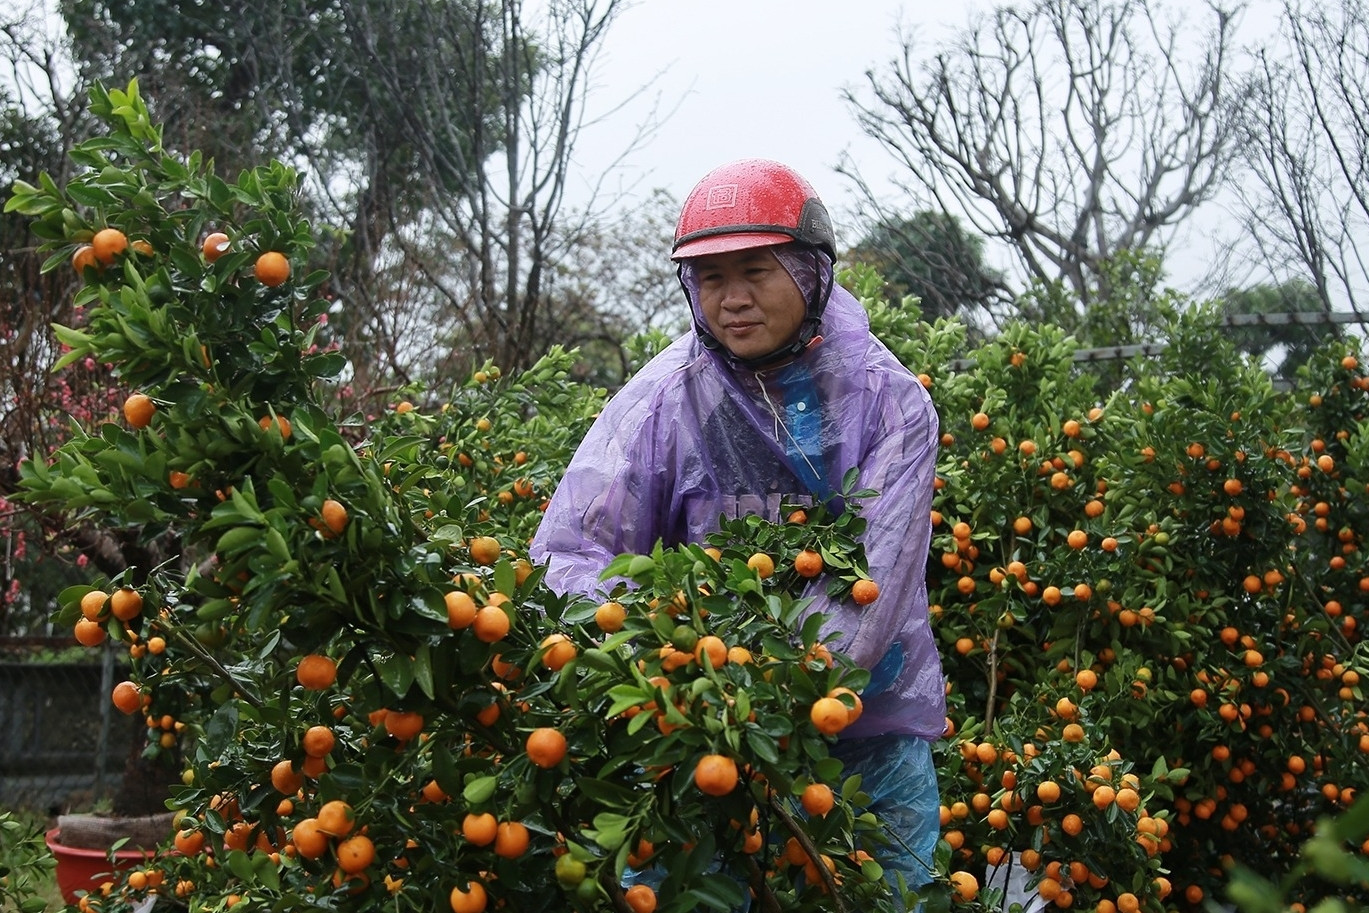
left=693, top=247, right=806, bottom=361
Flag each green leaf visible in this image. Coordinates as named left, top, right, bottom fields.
left=577, top=648, right=622, bottom=673
left=818, top=543, right=853, bottom=570
left=327, top=764, right=367, bottom=792
left=587, top=812, right=633, bottom=849
left=374, top=652, right=416, bottom=698
left=799, top=611, right=825, bottom=644
left=688, top=872, right=747, bottom=911
left=225, top=848, right=255, bottom=882
left=412, top=644, right=436, bottom=700
left=815, top=756, right=843, bottom=782
left=67, top=183, right=117, bottom=208
left=307, top=351, right=348, bottom=378
left=493, top=559, right=517, bottom=599
left=203, top=702, right=239, bottom=753
left=599, top=554, right=636, bottom=581
left=462, top=776, right=498, bottom=805
left=744, top=729, right=780, bottom=764
left=325, top=567, right=347, bottom=602
left=605, top=685, right=651, bottom=718
left=1222, top=873, right=1282, bottom=913
left=430, top=523, right=465, bottom=545
left=264, top=527, right=291, bottom=562
left=214, top=525, right=262, bottom=557
left=649, top=609, right=678, bottom=644
left=3, top=182, right=43, bottom=214
left=574, top=778, right=643, bottom=805
left=1330, top=795, right=1369, bottom=842
left=251, top=849, right=282, bottom=892
left=52, top=324, right=95, bottom=351
left=626, top=709, right=655, bottom=736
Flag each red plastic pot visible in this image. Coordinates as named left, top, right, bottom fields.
left=45, top=828, right=155, bottom=904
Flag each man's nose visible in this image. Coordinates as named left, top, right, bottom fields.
left=719, top=276, right=751, bottom=307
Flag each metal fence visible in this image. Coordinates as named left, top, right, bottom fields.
left=947, top=309, right=1368, bottom=374
left=0, top=638, right=136, bottom=814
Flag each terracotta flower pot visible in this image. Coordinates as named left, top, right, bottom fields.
left=45, top=828, right=155, bottom=904
left=44, top=813, right=175, bottom=904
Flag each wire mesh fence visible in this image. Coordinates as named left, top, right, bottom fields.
left=0, top=637, right=138, bottom=815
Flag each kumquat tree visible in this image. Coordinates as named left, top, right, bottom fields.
left=8, top=80, right=1369, bottom=913
left=865, top=294, right=1369, bottom=910
left=8, top=82, right=932, bottom=913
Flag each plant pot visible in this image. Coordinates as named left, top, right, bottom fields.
left=45, top=813, right=175, bottom=904
left=45, top=828, right=152, bottom=903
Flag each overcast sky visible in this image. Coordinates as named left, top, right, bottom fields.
left=23, top=0, right=1300, bottom=292
left=566, top=0, right=1296, bottom=288
left=566, top=0, right=961, bottom=245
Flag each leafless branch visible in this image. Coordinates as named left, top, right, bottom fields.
left=1230, top=0, right=1368, bottom=318
left=843, top=0, right=1240, bottom=314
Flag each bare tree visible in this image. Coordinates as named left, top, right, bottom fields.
left=228, top=0, right=657, bottom=393
left=842, top=0, right=1240, bottom=313
left=1231, top=0, right=1368, bottom=319
left=538, top=188, right=685, bottom=386
left=316, top=0, right=654, bottom=387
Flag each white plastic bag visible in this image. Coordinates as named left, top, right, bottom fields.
left=985, top=851, right=1047, bottom=913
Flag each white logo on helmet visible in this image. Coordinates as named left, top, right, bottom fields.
left=704, top=185, right=738, bottom=210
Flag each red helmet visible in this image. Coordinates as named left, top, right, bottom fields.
left=671, top=159, right=835, bottom=261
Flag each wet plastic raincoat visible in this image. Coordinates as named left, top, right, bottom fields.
left=530, top=270, right=945, bottom=741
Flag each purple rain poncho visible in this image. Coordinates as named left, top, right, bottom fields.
left=529, top=275, right=946, bottom=742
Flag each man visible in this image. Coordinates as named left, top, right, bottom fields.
left=530, top=159, right=944, bottom=903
